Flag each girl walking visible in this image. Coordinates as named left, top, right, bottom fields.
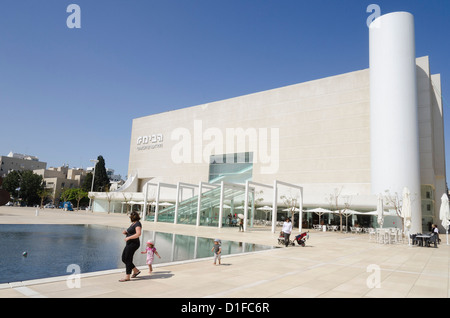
left=141, top=240, right=161, bottom=274
left=211, top=238, right=222, bottom=265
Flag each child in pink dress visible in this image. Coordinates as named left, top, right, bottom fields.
left=141, top=240, right=161, bottom=274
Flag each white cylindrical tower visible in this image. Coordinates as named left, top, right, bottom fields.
left=369, top=12, right=422, bottom=233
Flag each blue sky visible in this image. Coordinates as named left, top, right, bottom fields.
left=0, top=0, right=449, bottom=185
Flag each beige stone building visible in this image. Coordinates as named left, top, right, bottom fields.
left=0, top=152, right=47, bottom=177
left=34, top=166, right=87, bottom=205
left=90, top=56, right=446, bottom=232
left=91, top=12, right=447, bottom=234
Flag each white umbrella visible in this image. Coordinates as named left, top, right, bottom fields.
left=282, top=207, right=300, bottom=212
left=129, top=201, right=145, bottom=205
left=377, top=193, right=384, bottom=228
left=257, top=206, right=273, bottom=210
left=439, top=193, right=450, bottom=245
left=158, top=202, right=174, bottom=207
left=305, top=207, right=333, bottom=227
left=402, top=187, right=412, bottom=245
left=333, top=209, right=360, bottom=215
left=257, top=206, right=273, bottom=220
left=305, top=207, right=333, bottom=213
left=335, top=209, right=360, bottom=233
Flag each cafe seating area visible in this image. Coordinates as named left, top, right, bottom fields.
left=370, top=228, right=404, bottom=244
left=410, top=233, right=439, bottom=248
left=312, top=224, right=373, bottom=233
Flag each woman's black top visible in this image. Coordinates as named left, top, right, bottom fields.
left=126, top=221, right=142, bottom=244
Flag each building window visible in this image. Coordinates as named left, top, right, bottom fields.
left=208, top=152, right=253, bottom=184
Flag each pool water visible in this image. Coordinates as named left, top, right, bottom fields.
left=0, top=224, right=274, bottom=284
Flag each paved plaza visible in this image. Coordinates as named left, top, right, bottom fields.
left=1, top=207, right=449, bottom=298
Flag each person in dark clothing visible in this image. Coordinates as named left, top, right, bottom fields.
left=119, top=211, right=142, bottom=282
left=431, top=223, right=441, bottom=244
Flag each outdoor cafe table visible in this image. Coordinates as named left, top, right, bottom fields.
left=328, top=225, right=338, bottom=231
left=415, top=234, right=432, bottom=247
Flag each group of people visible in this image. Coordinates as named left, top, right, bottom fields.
left=119, top=211, right=225, bottom=282
left=119, top=211, right=161, bottom=282
left=227, top=214, right=244, bottom=231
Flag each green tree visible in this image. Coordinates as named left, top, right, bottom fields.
left=93, top=155, right=110, bottom=192
left=3, top=170, right=43, bottom=206
left=60, top=188, right=89, bottom=210
left=2, top=171, right=21, bottom=200
left=60, top=188, right=72, bottom=204
left=81, top=172, right=93, bottom=192
left=74, top=188, right=88, bottom=210
left=37, top=188, right=53, bottom=208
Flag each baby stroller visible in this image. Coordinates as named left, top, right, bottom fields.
left=278, top=231, right=309, bottom=247
left=294, top=232, right=309, bottom=247
left=278, top=232, right=294, bottom=246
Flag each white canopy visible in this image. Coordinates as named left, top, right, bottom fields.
left=439, top=193, right=450, bottom=230
left=257, top=206, right=273, bottom=211
left=304, top=207, right=333, bottom=214
left=401, top=187, right=412, bottom=230
left=282, top=207, right=300, bottom=212
left=439, top=193, right=450, bottom=245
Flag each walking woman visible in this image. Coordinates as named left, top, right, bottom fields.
left=282, top=217, right=293, bottom=247
left=119, top=211, right=142, bottom=282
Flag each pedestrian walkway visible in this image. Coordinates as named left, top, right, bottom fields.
left=1, top=207, right=449, bottom=298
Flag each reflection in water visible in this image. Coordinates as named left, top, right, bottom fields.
left=0, top=224, right=273, bottom=284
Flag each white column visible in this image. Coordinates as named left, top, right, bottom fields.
left=154, top=183, right=160, bottom=223
left=142, top=182, right=149, bottom=219
left=244, top=181, right=249, bottom=232
left=196, top=181, right=202, bottom=227
left=218, top=181, right=224, bottom=228
left=298, top=188, right=303, bottom=233
left=251, top=190, right=255, bottom=227
left=174, top=182, right=180, bottom=224
left=369, top=12, right=422, bottom=234
left=272, top=180, right=278, bottom=233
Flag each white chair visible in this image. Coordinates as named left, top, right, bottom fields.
left=368, top=228, right=376, bottom=241
left=388, top=228, right=397, bottom=244
left=376, top=228, right=388, bottom=244
left=396, top=228, right=404, bottom=244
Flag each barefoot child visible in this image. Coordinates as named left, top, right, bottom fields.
left=211, top=239, right=221, bottom=265
left=141, top=240, right=161, bottom=274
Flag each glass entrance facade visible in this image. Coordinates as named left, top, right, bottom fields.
left=208, top=152, right=253, bottom=184
left=146, top=182, right=255, bottom=228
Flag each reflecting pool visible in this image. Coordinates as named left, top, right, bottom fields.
left=0, top=224, right=274, bottom=284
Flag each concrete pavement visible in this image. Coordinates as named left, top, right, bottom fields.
left=1, top=206, right=449, bottom=298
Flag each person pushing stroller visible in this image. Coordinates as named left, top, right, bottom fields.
left=281, top=217, right=293, bottom=247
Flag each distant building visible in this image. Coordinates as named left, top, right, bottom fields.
left=0, top=152, right=47, bottom=177
left=34, top=166, right=87, bottom=205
